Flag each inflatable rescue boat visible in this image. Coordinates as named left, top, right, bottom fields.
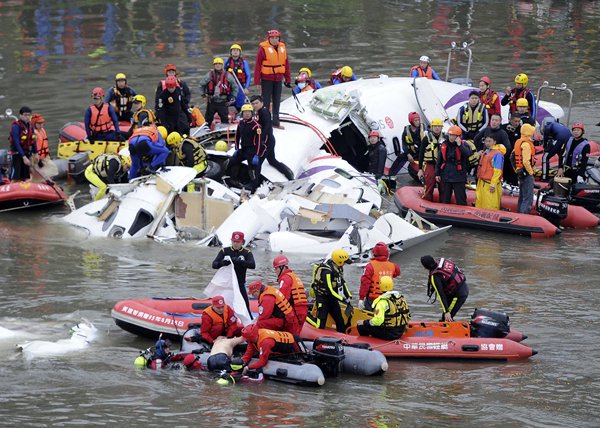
left=0, top=179, right=67, bottom=212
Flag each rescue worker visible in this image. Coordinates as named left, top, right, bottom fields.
left=84, top=151, right=131, bottom=201
left=293, top=67, right=322, bottom=94
left=273, top=255, right=309, bottom=335
left=212, top=231, right=256, bottom=315
left=127, top=125, right=169, bottom=180
left=478, top=76, right=501, bottom=119
left=511, top=123, right=536, bottom=213
left=164, top=131, right=183, bottom=167
left=330, top=66, right=357, bottom=84
left=366, top=131, right=387, bottom=193
left=516, top=98, right=536, bottom=126
left=409, top=55, right=441, bottom=80
left=200, top=57, right=238, bottom=126
left=250, top=95, right=294, bottom=180
left=307, top=249, right=352, bottom=333
left=557, top=123, right=590, bottom=184
left=418, top=118, right=444, bottom=201
left=129, top=95, right=156, bottom=134
left=541, top=117, right=572, bottom=181
left=224, top=44, right=252, bottom=111
left=31, top=113, right=50, bottom=166
left=241, top=324, right=303, bottom=372
left=169, top=132, right=208, bottom=187
left=475, top=134, right=506, bottom=210
left=456, top=90, right=489, bottom=141
left=8, top=106, right=37, bottom=181
left=356, top=276, right=410, bottom=340
left=420, top=255, right=469, bottom=322
left=358, top=242, right=401, bottom=312
left=156, top=75, right=190, bottom=136
left=105, top=73, right=137, bottom=122
left=84, top=87, right=120, bottom=142
left=247, top=280, right=298, bottom=334
left=502, top=73, right=536, bottom=118
left=389, top=112, right=425, bottom=176
left=225, top=103, right=265, bottom=192
left=199, top=296, right=243, bottom=345
left=254, top=29, right=291, bottom=128
left=155, top=63, right=191, bottom=112
left=501, top=112, right=522, bottom=186
left=435, top=125, right=472, bottom=205
left=473, top=113, right=511, bottom=153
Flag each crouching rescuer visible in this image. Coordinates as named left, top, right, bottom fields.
left=356, top=276, right=410, bottom=340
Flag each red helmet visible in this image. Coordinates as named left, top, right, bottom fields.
left=211, top=295, right=226, bottom=308
left=571, top=123, right=585, bottom=133
left=267, top=29, right=281, bottom=38
left=368, top=131, right=380, bottom=138
left=273, top=255, right=289, bottom=268
left=448, top=125, right=463, bottom=136
left=92, top=87, right=105, bottom=98
left=408, top=112, right=420, bottom=125
left=247, top=280, right=263, bottom=294
left=165, top=75, right=177, bottom=89
left=241, top=324, right=258, bottom=341
left=372, top=242, right=389, bottom=258
left=231, top=231, right=245, bottom=242
left=164, top=64, right=177, bottom=75
left=479, top=76, right=491, bottom=86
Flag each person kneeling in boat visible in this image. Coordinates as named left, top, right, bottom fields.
left=475, top=135, right=506, bottom=210
left=248, top=280, right=298, bottom=334
left=307, top=249, right=353, bottom=333
left=435, top=126, right=472, bottom=205
left=359, top=242, right=401, bottom=312
left=127, top=125, right=169, bottom=180
left=420, top=255, right=469, bottom=322
left=84, top=151, right=131, bottom=201
left=198, top=295, right=243, bottom=345
left=273, top=255, right=309, bottom=335
left=556, top=123, right=590, bottom=185
left=241, top=324, right=304, bottom=373
left=356, top=276, right=410, bottom=341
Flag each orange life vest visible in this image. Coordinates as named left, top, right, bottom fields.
left=367, top=260, right=398, bottom=301
left=34, top=128, right=50, bottom=158
left=477, top=148, right=502, bottom=181
left=225, top=57, right=248, bottom=85
left=260, top=286, right=293, bottom=318
left=284, top=271, right=308, bottom=307
left=130, top=125, right=159, bottom=142
left=259, top=40, right=287, bottom=75
left=512, top=139, right=536, bottom=170
left=256, top=328, right=296, bottom=354
left=410, top=65, right=433, bottom=79
left=89, top=103, right=115, bottom=134
left=8, top=120, right=36, bottom=152
left=203, top=305, right=233, bottom=326
left=206, top=70, right=232, bottom=96
left=160, top=79, right=182, bottom=90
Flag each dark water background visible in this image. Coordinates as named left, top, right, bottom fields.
left=1, top=1, right=599, bottom=426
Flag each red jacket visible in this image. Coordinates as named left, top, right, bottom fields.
left=253, top=42, right=291, bottom=85
left=200, top=305, right=240, bottom=344
left=359, top=256, right=401, bottom=300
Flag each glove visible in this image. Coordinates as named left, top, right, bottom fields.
left=221, top=259, right=231, bottom=266
left=577, top=176, right=585, bottom=183
left=344, top=302, right=354, bottom=318
left=251, top=155, right=260, bottom=166
left=358, top=300, right=365, bottom=310
left=284, top=82, right=291, bottom=88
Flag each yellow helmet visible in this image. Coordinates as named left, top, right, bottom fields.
left=431, top=118, right=443, bottom=126
left=157, top=126, right=168, bottom=140
left=516, top=98, right=529, bottom=107
left=132, top=95, right=146, bottom=108
left=299, top=67, right=312, bottom=78
left=115, top=73, right=127, bottom=81
left=379, top=276, right=394, bottom=292
left=167, top=131, right=182, bottom=147
left=241, top=103, right=253, bottom=112
left=230, top=44, right=242, bottom=53
left=341, top=66, right=353, bottom=78
left=215, top=140, right=228, bottom=152
left=213, top=57, right=224, bottom=65
left=331, top=249, right=349, bottom=267
left=121, top=155, right=132, bottom=169
left=514, top=73, right=528, bottom=86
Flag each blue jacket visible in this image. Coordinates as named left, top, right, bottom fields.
left=543, top=121, right=572, bottom=152
left=293, top=79, right=322, bottom=95
left=128, top=134, right=169, bottom=179
left=332, top=74, right=357, bottom=85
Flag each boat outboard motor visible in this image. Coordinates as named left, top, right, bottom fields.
left=536, top=190, right=568, bottom=227
left=470, top=309, right=510, bottom=338
left=311, top=337, right=345, bottom=377
left=570, top=183, right=600, bottom=211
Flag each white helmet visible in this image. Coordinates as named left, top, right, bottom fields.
left=419, top=55, right=430, bottom=63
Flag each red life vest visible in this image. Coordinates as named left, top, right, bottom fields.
left=160, top=79, right=182, bottom=90
left=329, top=68, right=343, bottom=84
left=225, top=57, right=247, bottom=85
left=89, top=103, right=115, bottom=133
left=507, top=88, right=532, bottom=114
left=477, top=148, right=502, bottom=181
left=410, top=65, right=433, bottom=79
left=367, top=260, right=398, bottom=301
left=34, top=128, right=50, bottom=158
left=9, top=120, right=36, bottom=152
left=431, top=258, right=465, bottom=295
left=440, top=143, right=462, bottom=171
left=206, top=70, right=232, bottom=96
left=479, top=89, right=500, bottom=116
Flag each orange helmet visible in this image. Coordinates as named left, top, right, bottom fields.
left=164, top=64, right=177, bottom=75
left=92, top=87, right=105, bottom=98
left=448, top=125, right=462, bottom=136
